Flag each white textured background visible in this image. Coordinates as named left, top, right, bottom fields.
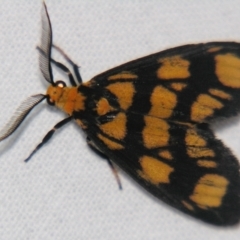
left=1, top=1, right=240, bottom=239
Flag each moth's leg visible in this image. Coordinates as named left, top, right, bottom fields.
left=53, top=45, right=83, bottom=84
left=25, top=116, right=72, bottom=162
left=87, top=137, right=122, bottom=190
left=50, top=58, right=77, bottom=87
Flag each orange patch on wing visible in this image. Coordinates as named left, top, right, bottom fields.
left=98, top=134, right=124, bottom=150
left=107, top=82, right=135, bottom=110
left=208, top=88, right=232, bottom=100
left=190, top=174, right=229, bottom=208
left=108, top=71, right=138, bottom=81
left=149, top=86, right=177, bottom=118
left=157, top=56, right=190, bottom=80
left=100, top=112, right=126, bottom=140
left=185, top=129, right=206, bottom=147
left=197, top=160, right=217, bottom=168
left=96, top=98, right=113, bottom=116
left=170, top=83, right=187, bottom=91
left=158, top=150, right=173, bottom=160
left=187, top=146, right=215, bottom=158
left=215, top=53, right=240, bottom=88
left=138, top=155, right=174, bottom=185
left=191, top=94, right=223, bottom=122
left=142, top=116, right=170, bottom=149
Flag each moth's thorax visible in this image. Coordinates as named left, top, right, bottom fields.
left=46, top=85, right=86, bottom=115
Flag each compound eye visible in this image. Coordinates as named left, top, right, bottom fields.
left=47, top=96, right=55, bottom=106
left=55, top=80, right=66, bottom=88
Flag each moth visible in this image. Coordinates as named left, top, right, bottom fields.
left=1, top=3, right=240, bottom=226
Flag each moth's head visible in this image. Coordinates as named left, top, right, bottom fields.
left=46, top=80, right=66, bottom=106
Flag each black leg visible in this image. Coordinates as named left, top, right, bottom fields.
left=25, top=116, right=72, bottom=162
left=53, top=45, right=83, bottom=84
left=50, top=58, right=77, bottom=86
left=87, top=137, right=122, bottom=190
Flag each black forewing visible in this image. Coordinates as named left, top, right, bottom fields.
left=90, top=42, right=240, bottom=123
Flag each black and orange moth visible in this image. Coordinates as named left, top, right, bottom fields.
left=0, top=3, right=240, bottom=226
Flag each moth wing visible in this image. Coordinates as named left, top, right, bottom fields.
left=90, top=42, right=240, bottom=123
left=86, top=115, right=240, bottom=226
left=79, top=42, right=240, bottom=225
